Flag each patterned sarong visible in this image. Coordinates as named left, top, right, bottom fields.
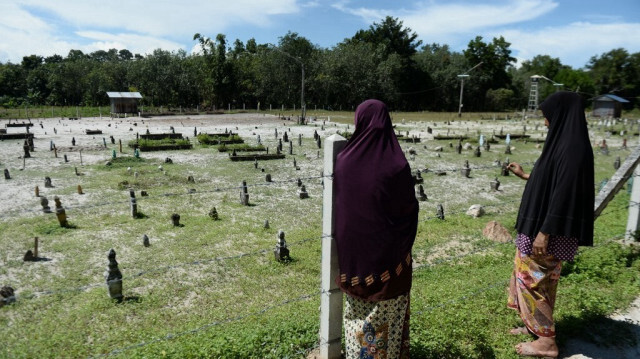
left=508, top=249, right=562, bottom=337
left=344, top=293, right=410, bottom=359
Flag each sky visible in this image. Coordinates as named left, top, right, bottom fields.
left=1, top=0, right=639, bottom=69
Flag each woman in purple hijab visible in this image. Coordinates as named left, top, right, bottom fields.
left=335, top=99, right=419, bottom=358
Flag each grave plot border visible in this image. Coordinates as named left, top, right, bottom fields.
left=230, top=154, right=285, bottom=161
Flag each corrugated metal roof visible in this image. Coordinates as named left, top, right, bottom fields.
left=593, top=94, right=629, bottom=103
left=106, top=92, right=143, bottom=99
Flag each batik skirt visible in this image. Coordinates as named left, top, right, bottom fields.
left=508, top=248, right=562, bottom=337
left=344, top=292, right=410, bottom=359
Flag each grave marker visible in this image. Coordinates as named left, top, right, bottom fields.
left=274, top=230, right=290, bottom=261
left=416, top=185, right=427, bottom=201
left=129, top=189, right=137, bottom=218
left=240, top=180, right=249, bottom=206
left=54, top=196, right=68, bottom=227
left=299, top=185, right=309, bottom=199
left=104, top=249, right=123, bottom=301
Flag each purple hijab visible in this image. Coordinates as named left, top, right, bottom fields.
left=334, top=99, right=419, bottom=301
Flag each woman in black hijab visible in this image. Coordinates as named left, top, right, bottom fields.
left=507, top=91, right=594, bottom=358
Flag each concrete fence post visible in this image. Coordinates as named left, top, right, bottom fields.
left=319, top=134, right=347, bottom=358
left=626, top=166, right=640, bottom=242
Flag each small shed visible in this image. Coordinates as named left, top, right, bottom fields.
left=592, top=94, right=629, bottom=118
left=106, top=92, right=143, bottom=114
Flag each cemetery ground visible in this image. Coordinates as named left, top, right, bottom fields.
left=1, top=110, right=639, bottom=358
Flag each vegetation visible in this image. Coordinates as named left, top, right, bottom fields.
left=1, top=17, right=639, bottom=113
left=197, top=133, right=244, bottom=145
left=0, top=113, right=638, bottom=358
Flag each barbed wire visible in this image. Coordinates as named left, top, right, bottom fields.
left=90, top=289, right=324, bottom=358
left=0, top=174, right=329, bottom=220
left=1, top=234, right=329, bottom=304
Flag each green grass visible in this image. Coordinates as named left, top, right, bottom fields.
left=0, top=113, right=639, bottom=358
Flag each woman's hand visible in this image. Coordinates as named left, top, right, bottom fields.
left=532, top=232, right=550, bottom=256
left=508, top=162, right=529, bottom=180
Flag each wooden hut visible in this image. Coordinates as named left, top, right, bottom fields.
left=106, top=92, right=143, bottom=114
left=592, top=94, right=629, bottom=118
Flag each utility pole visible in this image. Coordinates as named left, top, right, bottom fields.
left=457, top=62, right=482, bottom=118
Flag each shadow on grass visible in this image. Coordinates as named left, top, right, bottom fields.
left=410, top=332, right=496, bottom=358
left=557, top=312, right=639, bottom=349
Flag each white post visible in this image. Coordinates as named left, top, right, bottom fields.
left=626, top=165, right=640, bottom=242
left=320, top=134, right=347, bottom=359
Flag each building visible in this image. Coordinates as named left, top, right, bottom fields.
left=106, top=92, right=143, bottom=114
left=592, top=94, right=629, bottom=118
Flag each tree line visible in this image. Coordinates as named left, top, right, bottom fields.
left=1, top=17, right=638, bottom=112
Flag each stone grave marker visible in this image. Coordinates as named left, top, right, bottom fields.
left=171, top=213, right=181, bottom=227
left=54, top=196, right=68, bottom=227
left=40, top=197, right=51, bottom=213
left=274, top=230, right=290, bottom=261
left=416, top=185, right=427, bottom=201
left=104, top=249, right=123, bottom=301
left=299, top=185, right=309, bottom=199
left=44, top=176, right=53, bottom=188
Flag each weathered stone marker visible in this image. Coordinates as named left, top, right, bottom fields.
left=240, top=180, right=249, bottom=206
left=490, top=177, right=501, bottom=191
left=142, top=234, right=150, bottom=247
left=64, top=154, right=68, bottom=163
left=40, top=197, right=51, bottom=213
left=416, top=185, right=427, bottom=201
left=461, top=160, right=471, bottom=178
left=129, top=189, right=137, bottom=218
left=3, top=169, right=9, bottom=180
left=274, top=230, right=290, bottom=261
left=171, top=213, right=181, bottom=226
left=263, top=219, right=270, bottom=229
left=437, top=204, right=445, bottom=220
left=299, top=185, right=309, bottom=199
left=23, top=141, right=31, bottom=158
left=208, top=207, right=219, bottom=220
left=44, top=176, right=53, bottom=188
left=104, top=249, right=123, bottom=301
left=54, top=196, right=68, bottom=227
left=266, top=173, right=272, bottom=182
left=0, top=286, right=16, bottom=307
left=614, top=156, right=621, bottom=170
left=77, top=185, right=83, bottom=194
left=35, top=186, right=39, bottom=197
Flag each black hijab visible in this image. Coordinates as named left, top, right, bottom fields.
left=334, top=99, right=419, bottom=301
left=516, top=91, right=594, bottom=246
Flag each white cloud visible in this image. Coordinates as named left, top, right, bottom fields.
left=401, top=0, right=558, bottom=37
left=15, top=0, right=300, bottom=38
left=76, top=31, right=184, bottom=56
left=494, top=22, right=640, bottom=68
left=332, top=0, right=558, bottom=37
left=0, top=0, right=300, bottom=62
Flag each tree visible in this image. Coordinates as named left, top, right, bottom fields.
left=587, top=48, right=639, bottom=109
left=349, top=16, right=421, bottom=58
left=463, top=36, right=516, bottom=110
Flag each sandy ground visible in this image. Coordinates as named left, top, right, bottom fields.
left=2, top=113, right=638, bottom=357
